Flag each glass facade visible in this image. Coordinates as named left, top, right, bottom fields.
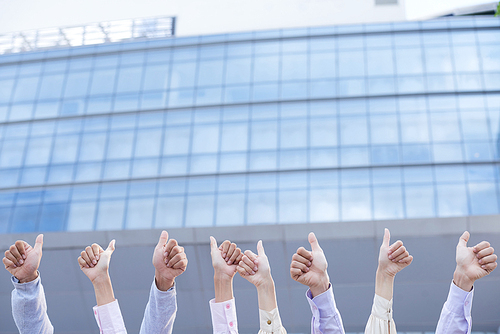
left=0, top=17, right=499, bottom=232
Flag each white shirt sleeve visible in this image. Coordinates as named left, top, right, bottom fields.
left=435, top=281, right=473, bottom=334
left=139, top=280, right=177, bottom=334
left=93, top=300, right=127, bottom=334
left=209, top=298, right=238, bottom=334
left=364, top=294, right=397, bottom=334
left=258, top=308, right=287, bottom=334
left=306, top=285, right=345, bottom=334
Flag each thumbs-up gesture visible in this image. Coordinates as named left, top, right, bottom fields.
left=237, top=240, right=272, bottom=288
left=210, top=237, right=242, bottom=279
left=290, top=232, right=330, bottom=297
left=78, top=240, right=116, bottom=284
left=454, top=231, right=497, bottom=291
left=153, top=231, right=188, bottom=290
left=3, top=234, right=44, bottom=283
left=378, top=228, right=413, bottom=278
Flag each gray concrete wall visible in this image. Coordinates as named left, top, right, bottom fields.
left=1, top=216, right=499, bottom=334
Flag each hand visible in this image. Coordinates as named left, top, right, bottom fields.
left=454, top=231, right=497, bottom=292
left=237, top=240, right=272, bottom=288
left=78, top=240, right=115, bottom=284
left=153, top=231, right=188, bottom=291
left=378, top=228, right=413, bottom=278
left=290, top=232, right=330, bottom=297
left=210, top=237, right=242, bottom=280
left=3, top=234, right=44, bottom=283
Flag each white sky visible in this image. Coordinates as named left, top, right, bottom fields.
left=0, top=0, right=495, bottom=35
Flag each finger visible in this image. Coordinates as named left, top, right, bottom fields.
left=308, top=232, right=322, bottom=252
left=225, top=243, right=236, bottom=262
left=388, top=240, right=403, bottom=255
left=238, top=260, right=255, bottom=274
left=78, top=257, right=89, bottom=269
left=297, top=247, right=313, bottom=261
left=257, top=240, right=265, bottom=256
left=106, top=240, right=116, bottom=252
left=167, top=253, right=185, bottom=268
left=458, top=231, right=470, bottom=248
left=244, top=250, right=258, bottom=263
left=9, top=245, right=23, bottom=264
left=393, top=250, right=409, bottom=262
left=399, top=255, right=413, bottom=265
left=478, top=254, right=497, bottom=265
left=168, top=246, right=183, bottom=261
left=80, top=251, right=92, bottom=267
left=210, top=236, right=218, bottom=251
left=235, top=252, right=243, bottom=264
left=164, top=239, right=178, bottom=258
left=85, top=246, right=97, bottom=265
left=382, top=228, right=390, bottom=248
left=292, top=253, right=312, bottom=266
left=15, top=241, right=27, bottom=260
left=389, top=245, right=406, bottom=261
left=33, top=234, right=43, bottom=253
left=5, top=251, right=18, bottom=266
left=3, top=257, right=16, bottom=268
left=242, top=255, right=257, bottom=271
left=157, top=230, right=169, bottom=248
left=172, top=258, right=188, bottom=270
left=221, top=240, right=231, bottom=258
left=476, top=246, right=494, bottom=259
left=481, top=262, right=497, bottom=271
left=91, top=244, right=101, bottom=260
left=474, top=241, right=491, bottom=253
left=237, top=265, right=248, bottom=276
left=291, top=260, right=310, bottom=273
left=290, top=267, right=303, bottom=280
left=228, top=247, right=241, bottom=265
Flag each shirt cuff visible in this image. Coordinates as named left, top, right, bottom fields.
left=306, top=284, right=337, bottom=317
left=11, top=272, right=41, bottom=291
left=446, top=280, right=474, bottom=318
left=152, top=279, right=176, bottom=297
left=93, top=300, right=127, bottom=334
left=259, top=308, right=284, bottom=333
left=209, top=298, right=238, bottom=333
left=371, top=294, right=393, bottom=321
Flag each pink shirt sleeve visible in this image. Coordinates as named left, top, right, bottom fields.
left=93, top=299, right=127, bottom=334
left=209, top=298, right=238, bottom=334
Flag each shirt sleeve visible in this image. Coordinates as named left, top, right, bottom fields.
left=11, top=274, right=54, bottom=334
left=435, top=281, right=473, bottom=334
left=364, top=294, right=397, bottom=334
left=258, top=308, right=287, bottom=334
left=209, top=298, right=238, bottom=334
left=139, top=280, right=177, bottom=334
left=93, top=300, right=127, bottom=334
left=306, top=285, right=345, bottom=334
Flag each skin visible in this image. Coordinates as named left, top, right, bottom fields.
left=453, top=231, right=497, bottom=292
left=210, top=236, right=243, bottom=303
left=290, top=232, right=330, bottom=298
left=237, top=240, right=277, bottom=312
left=3, top=234, right=44, bottom=284
left=153, top=231, right=188, bottom=291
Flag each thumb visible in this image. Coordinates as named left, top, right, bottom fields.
left=34, top=234, right=44, bottom=252
left=210, top=236, right=218, bottom=251
left=257, top=240, right=265, bottom=256
left=106, top=240, right=116, bottom=253
left=157, top=231, right=169, bottom=248
left=382, top=228, right=390, bottom=247
left=458, top=231, right=470, bottom=247
left=308, top=232, right=322, bottom=251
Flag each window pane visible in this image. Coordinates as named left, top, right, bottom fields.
left=405, top=185, right=435, bottom=218
left=373, top=186, right=404, bottom=220
left=430, top=113, right=461, bottom=142
left=13, top=77, right=39, bottom=102
left=170, top=62, right=197, bottom=89
left=425, top=47, right=453, bottom=73
left=64, top=71, right=90, bottom=98
left=1, top=139, right=26, bottom=167
left=39, top=203, right=67, bottom=231
left=25, top=137, right=52, bottom=165
left=339, top=51, right=365, bottom=77
left=400, top=114, right=430, bottom=143
left=453, top=46, right=480, bottom=72
left=281, top=54, right=308, bottom=81
left=367, top=49, right=394, bottom=76
left=216, top=193, right=245, bottom=226
left=310, top=118, right=337, bottom=147
left=155, top=196, right=185, bottom=228
left=253, top=55, right=280, bottom=82
left=340, top=117, right=368, bottom=145
left=251, top=121, right=278, bottom=150
left=221, top=123, right=248, bottom=152
left=461, top=111, right=489, bottom=141
left=52, top=135, right=79, bottom=163
left=247, top=191, right=276, bottom=224
left=96, top=200, right=125, bottom=230
left=116, top=66, right=143, bottom=93
left=106, top=130, right=134, bottom=159
left=143, top=64, right=170, bottom=91
left=370, top=115, right=399, bottom=144
left=0, top=78, right=15, bottom=103
left=395, top=48, right=424, bottom=75
left=185, top=194, right=214, bottom=227
left=11, top=205, right=39, bottom=233
left=226, top=58, right=252, bottom=84
left=192, top=124, right=219, bottom=153
left=79, top=133, right=106, bottom=162
left=341, top=187, right=371, bottom=221
left=437, top=184, right=468, bottom=216
left=90, top=69, right=117, bottom=96
left=280, top=119, right=307, bottom=149
left=126, top=198, right=154, bottom=229
left=38, top=74, right=65, bottom=100
left=198, top=60, right=224, bottom=86
left=310, top=189, right=339, bottom=222
left=164, top=126, right=191, bottom=155
left=310, top=52, right=336, bottom=79
left=279, top=190, right=307, bottom=223
left=469, top=183, right=499, bottom=215
left=135, top=129, right=162, bottom=157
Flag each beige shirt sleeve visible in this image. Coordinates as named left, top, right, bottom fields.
left=258, top=308, right=287, bottom=334
left=364, top=294, right=397, bottom=334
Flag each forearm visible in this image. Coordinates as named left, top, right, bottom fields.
left=214, top=274, right=234, bottom=303
left=256, top=278, right=277, bottom=312
left=92, top=275, right=115, bottom=307
left=374, top=269, right=395, bottom=301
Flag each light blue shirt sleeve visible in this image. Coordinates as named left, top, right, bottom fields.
left=435, top=281, right=473, bottom=334
left=139, top=280, right=177, bottom=334
left=306, top=285, right=345, bottom=334
left=11, top=274, right=54, bottom=334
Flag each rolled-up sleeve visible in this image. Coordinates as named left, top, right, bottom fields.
left=93, top=300, right=127, bottom=334
left=258, top=308, right=286, bottom=334
left=364, top=294, right=397, bottom=334
left=210, top=298, right=238, bottom=334
left=435, top=281, right=473, bottom=334
left=307, top=285, right=345, bottom=334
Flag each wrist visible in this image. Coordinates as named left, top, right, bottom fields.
left=453, top=268, right=474, bottom=292
left=155, top=271, right=175, bottom=291
left=92, top=273, right=111, bottom=287
left=17, top=271, right=39, bottom=284
left=309, top=273, right=330, bottom=298
left=255, top=276, right=275, bottom=291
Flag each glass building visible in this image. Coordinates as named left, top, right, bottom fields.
left=0, top=16, right=500, bottom=234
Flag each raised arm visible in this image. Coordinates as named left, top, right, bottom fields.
left=238, top=240, right=286, bottom=334
left=3, top=234, right=53, bottom=334
left=365, top=228, right=413, bottom=334
left=436, top=231, right=497, bottom=334
left=210, top=237, right=242, bottom=334
left=78, top=240, right=126, bottom=334
left=290, top=232, right=344, bottom=334
left=140, top=231, right=188, bottom=334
